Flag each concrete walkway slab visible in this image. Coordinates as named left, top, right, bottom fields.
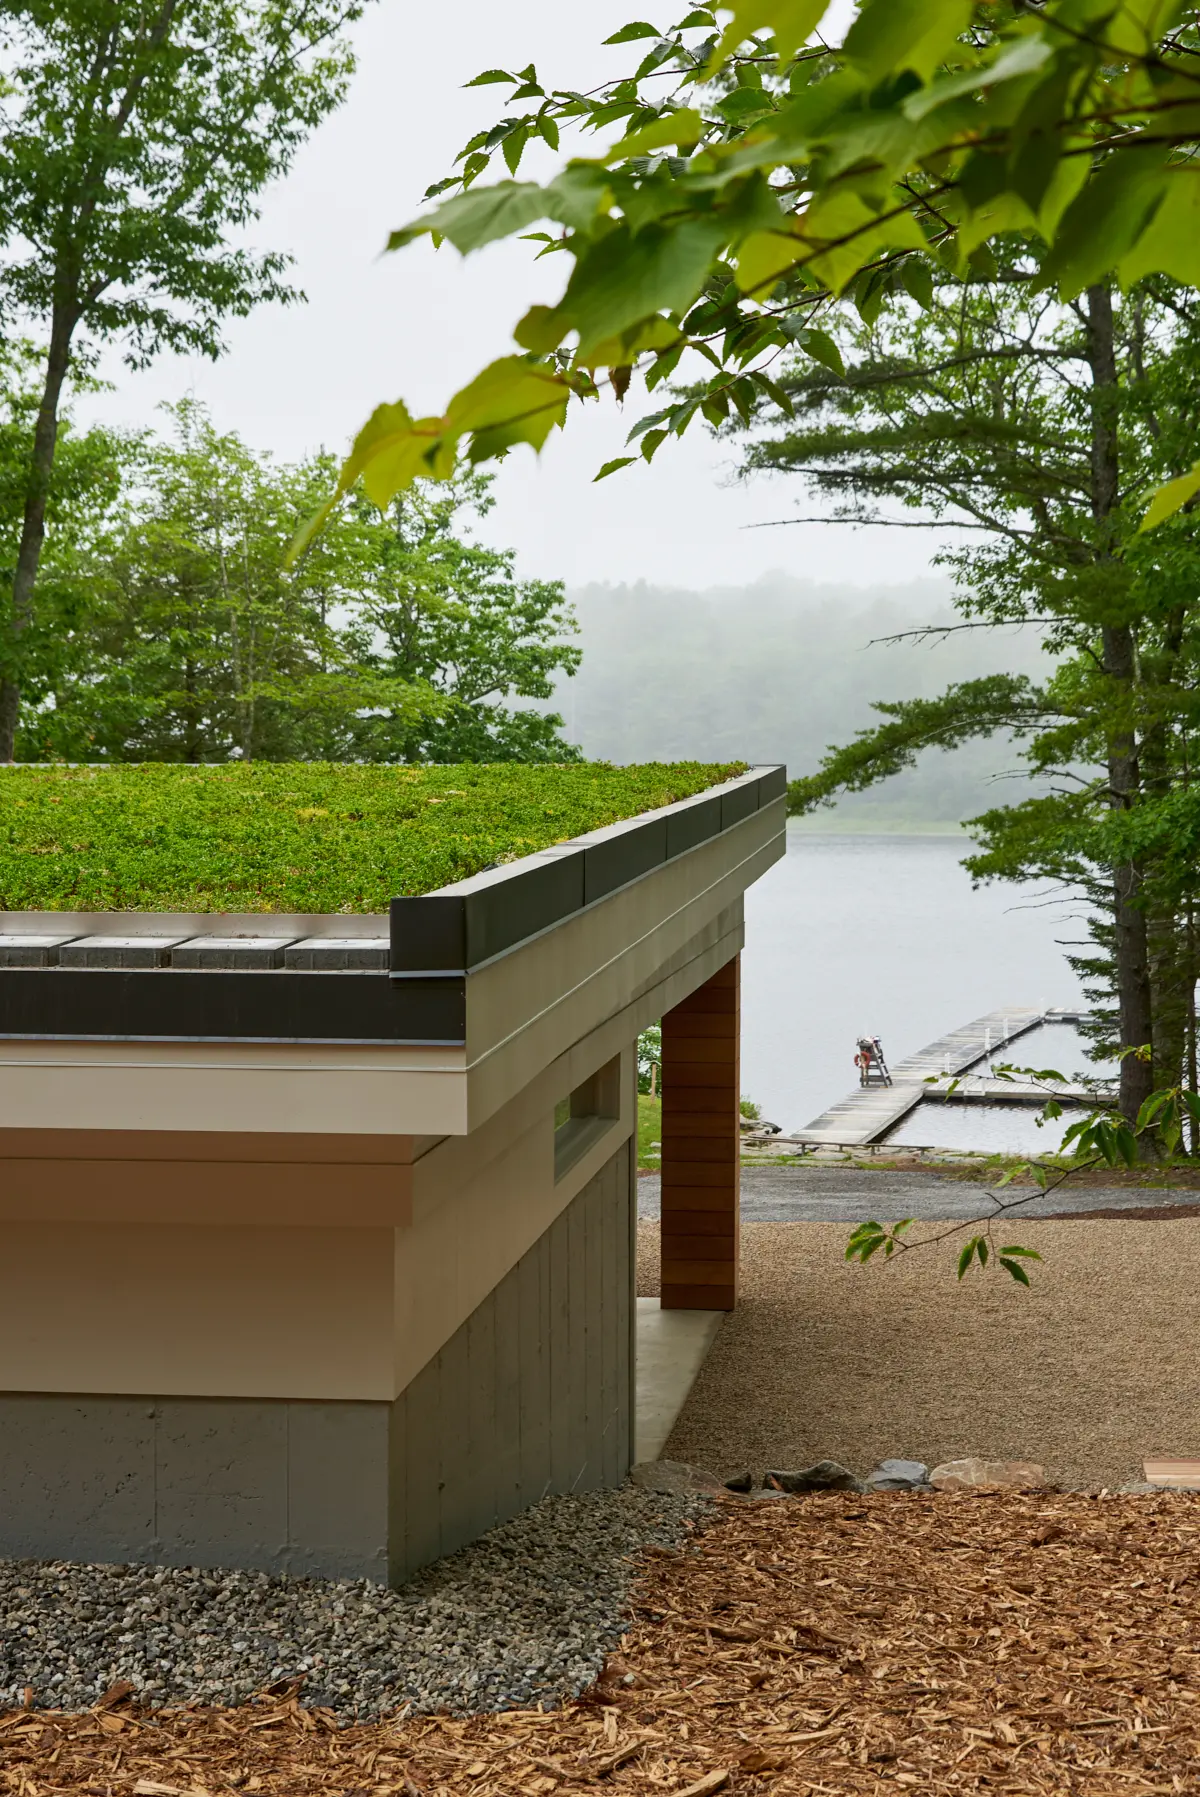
left=635, top=1298, right=723, bottom=1462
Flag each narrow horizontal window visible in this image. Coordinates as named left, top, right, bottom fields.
left=554, top=1055, right=621, bottom=1182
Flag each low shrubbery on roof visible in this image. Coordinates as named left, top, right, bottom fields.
left=0, top=761, right=745, bottom=913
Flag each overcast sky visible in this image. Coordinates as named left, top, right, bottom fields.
left=80, top=0, right=951, bottom=593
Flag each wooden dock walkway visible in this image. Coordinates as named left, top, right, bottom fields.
left=924, top=1072, right=1114, bottom=1108
left=794, top=1006, right=1063, bottom=1147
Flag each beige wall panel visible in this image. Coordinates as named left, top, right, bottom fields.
left=0, top=1156, right=414, bottom=1228
left=0, top=1128, right=424, bottom=1227
left=0, top=1046, right=468, bottom=1138
left=466, top=911, right=747, bottom=1128
left=0, top=1222, right=396, bottom=1399
left=397, top=1047, right=635, bottom=1393
left=0, top=1128, right=425, bottom=1164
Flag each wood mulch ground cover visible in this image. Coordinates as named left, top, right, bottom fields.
left=6, top=1490, right=1200, bottom=1797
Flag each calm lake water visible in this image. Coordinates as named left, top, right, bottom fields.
left=739, top=825, right=1094, bottom=1139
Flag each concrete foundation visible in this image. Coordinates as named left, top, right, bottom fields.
left=0, top=1393, right=389, bottom=1578
left=0, top=1141, right=634, bottom=1583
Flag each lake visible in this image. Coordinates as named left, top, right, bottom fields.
left=739, top=825, right=1095, bottom=1139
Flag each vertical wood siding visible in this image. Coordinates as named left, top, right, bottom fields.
left=660, top=955, right=740, bottom=1310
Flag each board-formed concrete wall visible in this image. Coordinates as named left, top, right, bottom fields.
left=391, top=1135, right=634, bottom=1581
left=0, top=1137, right=634, bottom=1583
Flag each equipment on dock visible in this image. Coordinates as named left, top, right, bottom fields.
left=855, top=1034, right=892, bottom=1087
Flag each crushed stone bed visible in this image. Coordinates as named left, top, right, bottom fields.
left=0, top=1486, right=706, bottom=1719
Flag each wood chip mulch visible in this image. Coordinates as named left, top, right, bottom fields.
left=6, top=1489, right=1200, bottom=1796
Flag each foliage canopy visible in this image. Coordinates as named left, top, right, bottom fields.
left=0, top=0, right=365, bottom=757
left=16, top=403, right=581, bottom=767
left=305, top=0, right=1200, bottom=547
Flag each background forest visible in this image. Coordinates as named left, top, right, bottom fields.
left=5, top=379, right=580, bottom=767
left=552, top=577, right=1045, bottom=829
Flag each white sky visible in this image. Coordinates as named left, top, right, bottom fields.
left=79, top=0, right=947, bottom=593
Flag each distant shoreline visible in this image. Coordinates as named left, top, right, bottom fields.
left=788, top=816, right=968, bottom=837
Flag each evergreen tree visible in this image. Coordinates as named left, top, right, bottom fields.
left=737, top=269, right=1200, bottom=1120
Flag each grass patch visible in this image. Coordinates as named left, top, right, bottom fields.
left=0, top=761, right=744, bottom=914
left=638, top=1093, right=662, bottom=1171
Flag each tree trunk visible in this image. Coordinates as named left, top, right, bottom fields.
left=1189, top=903, right=1199, bottom=1154
left=1148, top=905, right=1189, bottom=1092
left=1086, top=283, right=1155, bottom=1125
left=1107, top=718, right=1155, bottom=1125
left=1142, top=607, right=1190, bottom=1098
left=0, top=311, right=74, bottom=760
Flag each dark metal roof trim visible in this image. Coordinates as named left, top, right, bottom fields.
left=390, top=764, right=784, bottom=976
left=0, top=969, right=465, bottom=1046
left=0, top=764, right=784, bottom=1045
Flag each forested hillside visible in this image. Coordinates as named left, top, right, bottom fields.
left=550, top=575, right=1049, bottom=830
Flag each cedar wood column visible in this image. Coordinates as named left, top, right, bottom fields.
left=660, top=955, right=739, bottom=1310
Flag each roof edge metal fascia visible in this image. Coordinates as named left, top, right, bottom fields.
left=389, top=764, right=785, bottom=977
left=0, top=766, right=785, bottom=1046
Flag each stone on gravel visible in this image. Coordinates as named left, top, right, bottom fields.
left=628, top=1460, right=727, bottom=1497
left=0, top=1484, right=708, bottom=1719
left=929, top=1457, right=1047, bottom=1491
left=723, top=1470, right=754, bottom=1494
left=766, top=1461, right=866, bottom=1494
left=866, top=1458, right=929, bottom=1491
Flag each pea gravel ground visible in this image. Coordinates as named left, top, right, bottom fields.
left=0, top=1487, right=705, bottom=1718
left=638, top=1215, right=1200, bottom=1489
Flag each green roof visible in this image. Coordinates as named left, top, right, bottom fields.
left=0, top=762, right=745, bottom=914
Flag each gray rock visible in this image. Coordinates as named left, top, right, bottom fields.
left=929, top=1457, right=1048, bottom=1491
left=866, top=1458, right=929, bottom=1491
left=766, top=1460, right=866, bottom=1494
left=723, top=1470, right=755, bottom=1494
left=628, top=1459, right=726, bottom=1497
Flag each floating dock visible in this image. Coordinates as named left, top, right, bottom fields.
left=792, top=1007, right=1085, bottom=1148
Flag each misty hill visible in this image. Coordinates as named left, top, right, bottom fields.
left=552, top=574, right=1049, bottom=829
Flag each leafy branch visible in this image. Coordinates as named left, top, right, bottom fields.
left=299, top=0, right=1200, bottom=544
left=845, top=1067, right=1200, bottom=1286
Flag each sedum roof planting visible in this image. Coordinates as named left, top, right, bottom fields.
left=0, top=761, right=746, bottom=915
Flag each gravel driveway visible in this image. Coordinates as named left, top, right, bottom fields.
left=638, top=1163, right=1200, bottom=1221
left=637, top=1214, right=1200, bottom=1489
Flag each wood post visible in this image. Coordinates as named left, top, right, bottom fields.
left=660, top=955, right=740, bottom=1310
